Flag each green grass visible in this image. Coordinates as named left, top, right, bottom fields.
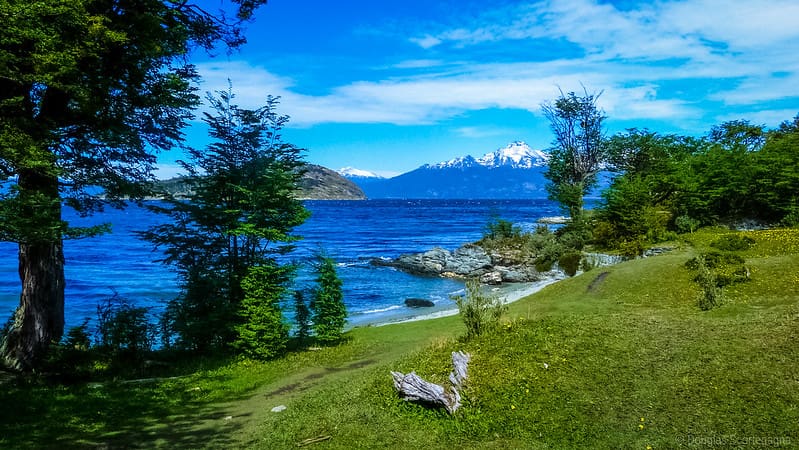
left=2, top=227, right=798, bottom=448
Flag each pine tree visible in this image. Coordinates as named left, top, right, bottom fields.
left=310, top=256, right=346, bottom=344
left=142, top=88, right=308, bottom=351
left=233, top=264, right=290, bottom=360
left=293, top=291, right=311, bottom=344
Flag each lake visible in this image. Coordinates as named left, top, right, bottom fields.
left=0, top=199, right=568, bottom=331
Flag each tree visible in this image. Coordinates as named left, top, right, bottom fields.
left=596, top=129, right=699, bottom=247
left=310, top=255, right=346, bottom=344
left=755, top=115, right=799, bottom=224
left=142, top=88, right=308, bottom=351
left=233, top=264, right=291, bottom=360
left=0, top=0, right=269, bottom=370
left=541, top=89, right=607, bottom=221
left=293, top=290, right=311, bottom=344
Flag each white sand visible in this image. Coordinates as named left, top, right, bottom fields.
left=371, top=275, right=565, bottom=327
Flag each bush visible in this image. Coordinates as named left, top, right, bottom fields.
left=483, top=216, right=521, bottom=241
left=96, top=294, right=155, bottom=361
left=694, top=257, right=721, bottom=311
left=451, top=279, right=507, bottom=339
left=558, top=251, right=582, bottom=277
left=710, top=234, right=755, bottom=251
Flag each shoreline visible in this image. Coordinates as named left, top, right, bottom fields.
left=350, top=275, right=565, bottom=329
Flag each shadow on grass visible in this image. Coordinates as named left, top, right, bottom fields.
left=0, top=354, right=251, bottom=449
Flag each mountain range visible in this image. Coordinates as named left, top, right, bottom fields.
left=339, top=141, right=553, bottom=199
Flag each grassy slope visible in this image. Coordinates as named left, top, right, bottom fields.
left=2, top=228, right=798, bottom=449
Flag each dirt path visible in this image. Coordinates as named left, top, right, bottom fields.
left=141, top=357, right=381, bottom=448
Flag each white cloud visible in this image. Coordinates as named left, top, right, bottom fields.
left=409, top=35, right=441, bottom=49
left=454, top=126, right=521, bottom=139
left=193, top=1, right=798, bottom=129
left=716, top=109, right=799, bottom=128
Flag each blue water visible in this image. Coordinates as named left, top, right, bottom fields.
left=0, top=199, right=564, bottom=330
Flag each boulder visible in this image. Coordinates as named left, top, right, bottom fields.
left=405, top=298, right=435, bottom=308
left=449, top=245, right=493, bottom=275
left=479, top=271, right=503, bottom=285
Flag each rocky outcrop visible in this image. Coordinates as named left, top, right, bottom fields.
left=381, top=245, right=492, bottom=278
left=376, top=244, right=551, bottom=283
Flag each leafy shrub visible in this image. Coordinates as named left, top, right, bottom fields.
left=483, top=216, right=521, bottom=241
left=675, top=215, right=702, bottom=234
left=44, top=320, right=95, bottom=379
left=96, top=294, right=155, bottom=360
left=619, top=238, right=647, bottom=258
left=686, top=251, right=751, bottom=310
left=685, top=251, right=746, bottom=275
left=452, top=279, right=507, bottom=339
left=780, top=208, right=799, bottom=227
left=558, top=251, right=582, bottom=277
left=710, top=234, right=755, bottom=251
left=694, top=257, right=721, bottom=311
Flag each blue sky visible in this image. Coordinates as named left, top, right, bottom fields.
left=162, top=0, right=799, bottom=178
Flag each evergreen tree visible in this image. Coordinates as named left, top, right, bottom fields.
left=142, top=88, right=308, bottom=351
left=293, top=290, right=311, bottom=344
left=310, top=256, right=346, bottom=344
left=233, top=264, right=290, bottom=360
left=0, top=0, right=268, bottom=371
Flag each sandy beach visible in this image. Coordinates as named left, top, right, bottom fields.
left=355, top=275, right=566, bottom=328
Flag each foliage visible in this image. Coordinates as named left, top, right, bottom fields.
left=293, top=290, right=312, bottom=343
left=674, top=215, right=701, bottom=234
left=311, top=255, right=347, bottom=344
left=0, top=0, right=268, bottom=370
left=482, top=216, right=521, bottom=241
left=557, top=251, right=582, bottom=277
left=594, top=130, right=698, bottom=250
left=3, top=228, right=799, bottom=448
left=96, top=294, right=155, bottom=360
left=710, top=234, right=755, bottom=252
left=233, top=264, right=291, bottom=360
left=686, top=248, right=751, bottom=310
left=692, top=256, right=722, bottom=310
left=142, top=88, right=308, bottom=351
left=451, top=278, right=507, bottom=339
left=542, top=88, right=607, bottom=220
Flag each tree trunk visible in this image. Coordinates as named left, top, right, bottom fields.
left=1, top=170, right=65, bottom=371
left=1, top=241, right=65, bottom=371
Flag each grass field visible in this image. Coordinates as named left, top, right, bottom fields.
left=2, top=228, right=798, bottom=449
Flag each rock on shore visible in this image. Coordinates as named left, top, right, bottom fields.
left=374, top=244, right=548, bottom=284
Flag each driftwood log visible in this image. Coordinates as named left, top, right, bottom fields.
left=391, top=351, right=471, bottom=414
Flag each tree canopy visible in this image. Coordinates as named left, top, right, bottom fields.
left=541, top=89, right=606, bottom=221
left=0, top=0, right=267, bottom=370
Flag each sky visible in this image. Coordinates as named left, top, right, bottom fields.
left=160, top=0, right=799, bottom=178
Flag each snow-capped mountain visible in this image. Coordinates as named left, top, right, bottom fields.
left=354, top=141, right=552, bottom=199
left=425, top=141, right=547, bottom=170
left=337, top=167, right=384, bottom=179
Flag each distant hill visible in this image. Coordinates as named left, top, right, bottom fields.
left=154, top=164, right=366, bottom=201
left=298, top=165, right=366, bottom=200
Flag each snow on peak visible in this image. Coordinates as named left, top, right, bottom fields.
left=476, top=141, right=548, bottom=168
left=420, top=141, right=548, bottom=170
left=338, top=167, right=383, bottom=178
